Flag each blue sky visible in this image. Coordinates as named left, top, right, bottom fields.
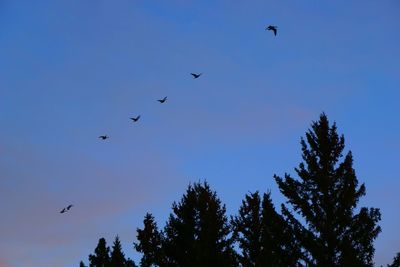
left=0, top=1, right=399, bottom=266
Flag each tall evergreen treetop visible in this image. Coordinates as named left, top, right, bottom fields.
left=232, top=191, right=301, bottom=267
left=135, top=213, right=166, bottom=267
left=232, top=192, right=262, bottom=267
left=110, top=236, right=127, bottom=267
left=164, top=181, right=236, bottom=267
left=274, top=113, right=381, bottom=267
left=88, top=237, right=111, bottom=267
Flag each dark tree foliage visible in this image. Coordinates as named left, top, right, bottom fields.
left=260, top=192, right=302, bottom=267
left=110, top=236, right=127, bottom=267
left=388, top=252, right=400, bottom=267
left=88, top=237, right=111, bottom=267
left=274, top=113, right=381, bottom=267
left=232, top=192, right=262, bottom=267
left=232, top=191, right=301, bottom=267
left=126, top=259, right=137, bottom=267
left=163, top=181, right=237, bottom=267
left=83, top=236, right=136, bottom=267
left=135, top=213, right=166, bottom=267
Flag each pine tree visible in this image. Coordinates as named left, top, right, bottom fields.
left=388, top=252, right=400, bottom=267
left=110, top=236, right=127, bottom=267
left=259, top=192, right=301, bottom=267
left=79, top=261, right=87, bottom=267
left=89, top=237, right=111, bottom=267
left=232, top=191, right=301, bottom=267
left=135, top=213, right=166, bottom=267
left=274, top=113, right=381, bottom=267
left=232, top=192, right=262, bottom=267
left=163, top=181, right=237, bottom=267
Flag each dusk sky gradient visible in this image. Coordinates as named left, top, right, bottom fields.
left=0, top=1, right=399, bottom=266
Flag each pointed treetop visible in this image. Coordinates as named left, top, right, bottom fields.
left=110, top=235, right=126, bottom=267
left=274, top=113, right=381, bottom=267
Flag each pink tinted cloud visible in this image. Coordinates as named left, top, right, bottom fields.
left=0, top=261, right=11, bottom=267
left=0, top=139, right=184, bottom=267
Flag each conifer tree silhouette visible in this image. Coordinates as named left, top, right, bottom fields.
left=163, top=182, right=237, bottom=267
left=232, top=191, right=301, bottom=267
left=388, top=252, right=400, bottom=267
left=88, top=238, right=111, bottom=267
left=135, top=213, right=166, bottom=267
left=110, top=236, right=127, bottom=267
left=232, top=192, right=263, bottom=267
left=82, top=237, right=136, bottom=267
left=274, top=113, right=381, bottom=267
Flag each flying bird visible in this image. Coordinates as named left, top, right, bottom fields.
left=158, top=96, right=167, bottom=103
left=99, top=135, right=109, bottom=140
left=60, top=208, right=66, bottom=214
left=190, top=73, right=202, bottom=79
left=130, top=115, right=141, bottom=122
left=66, top=204, right=73, bottom=210
left=266, top=25, right=278, bottom=36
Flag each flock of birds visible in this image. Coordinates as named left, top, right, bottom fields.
left=97, top=74, right=199, bottom=141
left=59, top=24, right=278, bottom=214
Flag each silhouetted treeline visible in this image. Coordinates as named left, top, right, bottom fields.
left=80, top=236, right=136, bottom=267
left=81, top=114, right=398, bottom=267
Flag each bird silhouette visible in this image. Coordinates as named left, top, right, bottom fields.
left=130, top=115, right=141, bottom=122
left=99, top=135, right=109, bottom=140
left=158, top=96, right=167, bottom=103
left=190, top=73, right=202, bottom=79
left=66, top=204, right=73, bottom=210
left=266, top=25, right=278, bottom=36
left=60, top=208, right=66, bottom=214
